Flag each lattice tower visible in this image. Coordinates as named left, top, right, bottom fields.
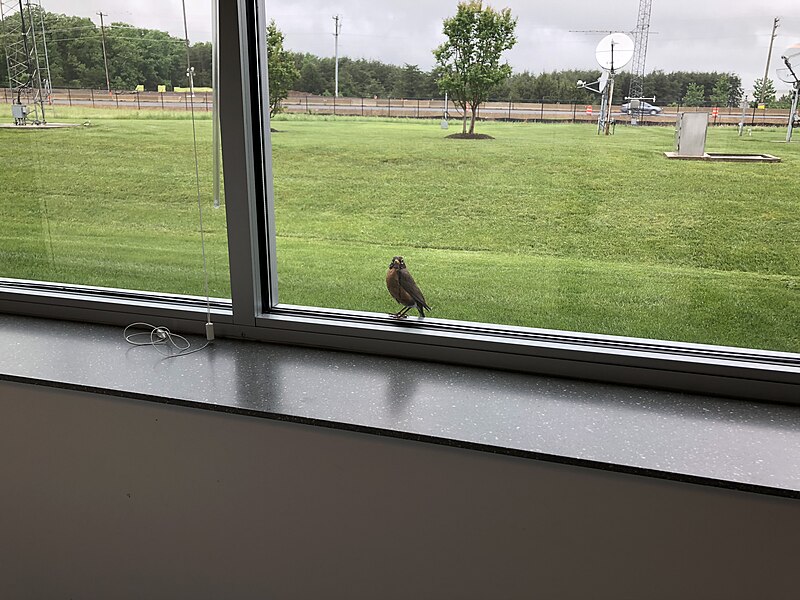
left=627, top=0, right=653, bottom=101
left=1, top=0, right=50, bottom=123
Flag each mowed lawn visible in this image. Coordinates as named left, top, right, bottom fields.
left=1, top=109, right=798, bottom=352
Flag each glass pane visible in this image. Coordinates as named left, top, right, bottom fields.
left=269, top=0, right=799, bottom=354
left=0, top=1, right=229, bottom=298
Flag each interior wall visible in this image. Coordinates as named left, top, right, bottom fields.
left=1, top=380, right=798, bottom=600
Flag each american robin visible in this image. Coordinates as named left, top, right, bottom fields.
left=386, top=256, right=431, bottom=318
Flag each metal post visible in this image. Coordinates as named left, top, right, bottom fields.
left=91, top=88, right=95, bottom=107
left=333, top=15, right=341, bottom=98
left=333, top=95, right=336, bottom=115
left=540, top=99, right=544, bottom=121
left=572, top=101, right=577, bottom=122
left=787, top=84, right=799, bottom=143
left=508, top=98, right=512, bottom=120
left=135, top=91, right=140, bottom=109
left=160, top=91, right=164, bottom=110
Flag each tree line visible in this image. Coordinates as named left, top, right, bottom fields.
left=290, top=52, right=746, bottom=107
left=3, top=7, right=787, bottom=109
left=0, top=7, right=211, bottom=91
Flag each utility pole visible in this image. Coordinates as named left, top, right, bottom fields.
left=97, top=11, right=111, bottom=96
left=759, top=17, right=780, bottom=105
left=333, top=15, right=341, bottom=97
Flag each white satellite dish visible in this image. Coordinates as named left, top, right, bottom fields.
left=599, top=71, right=610, bottom=92
left=595, top=33, right=634, bottom=71
left=776, top=43, right=800, bottom=84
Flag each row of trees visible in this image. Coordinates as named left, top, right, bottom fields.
left=2, top=6, right=791, bottom=112
left=289, top=51, right=748, bottom=108
left=0, top=7, right=210, bottom=91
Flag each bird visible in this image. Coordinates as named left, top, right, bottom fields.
left=386, top=256, right=431, bottom=319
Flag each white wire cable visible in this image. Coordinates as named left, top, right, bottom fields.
left=124, top=322, right=209, bottom=358
left=122, top=1, right=216, bottom=358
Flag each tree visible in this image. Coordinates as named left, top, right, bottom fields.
left=753, top=77, right=776, bottom=107
left=710, top=74, right=732, bottom=107
left=266, top=20, right=299, bottom=116
left=433, top=1, right=517, bottom=135
left=682, top=82, right=705, bottom=107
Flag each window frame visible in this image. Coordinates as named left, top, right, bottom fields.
left=0, top=0, right=797, bottom=404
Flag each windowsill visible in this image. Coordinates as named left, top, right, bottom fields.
left=2, top=313, right=798, bottom=499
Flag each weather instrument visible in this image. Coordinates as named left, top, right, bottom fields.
left=592, top=33, right=634, bottom=135
left=776, top=43, right=800, bottom=143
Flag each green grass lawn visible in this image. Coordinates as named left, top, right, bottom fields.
left=1, top=109, right=798, bottom=352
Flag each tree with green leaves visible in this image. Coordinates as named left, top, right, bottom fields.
left=710, top=74, right=732, bottom=107
left=433, top=1, right=517, bottom=135
left=682, top=82, right=705, bottom=107
left=267, top=20, right=300, bottom=117
left=753, top=77, right=776, bottom=107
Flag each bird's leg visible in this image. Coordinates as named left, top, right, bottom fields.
left=390, top=306, right=411, bottom=319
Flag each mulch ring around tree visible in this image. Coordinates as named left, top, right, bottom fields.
left=445, top=133, right=495, bottom=140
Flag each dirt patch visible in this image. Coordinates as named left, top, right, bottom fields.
left=445, top=133, right=495, bottom=140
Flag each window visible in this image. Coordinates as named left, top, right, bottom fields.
left=0, top=1, right=230, bottom=299
left=1, top=0, right=797, bottom=403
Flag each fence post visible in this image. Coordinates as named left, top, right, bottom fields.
left=136, top=92, right=140, bottom=110
left=361, top=97, right=364, bottom=117
left=540, top=99, right=544, bottom=121
left=572, top=100, right=577, bottom=123
left=508, top=98, right=512, bottom=120
left=305, top=95, right=309, bottom=113
left=67, top=88, right=72, bottom=106
left=115, top=93, right=119, bottom=108
left=205, top=92, right=209, bottom=111
left=388, top=98, right=391, bottom=117
left=90, top=88, right=95, bottom=108
left=417, top=98, right=420, bottom=118
left=333, top=95, right=336, bottom=116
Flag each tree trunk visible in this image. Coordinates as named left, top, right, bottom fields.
left=469, top=103, right=478, bottom=134
left=461, top=105, right=467, bottom=134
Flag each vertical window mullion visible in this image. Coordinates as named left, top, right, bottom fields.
left=220, top=0, right=277, bottom=325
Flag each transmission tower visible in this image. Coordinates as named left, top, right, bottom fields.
left=627, top=0, right=653, bottom=102
left=0, top=0, right=52, bottom=124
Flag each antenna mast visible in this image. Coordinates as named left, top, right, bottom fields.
left=1, top=0, right=51, bottom=124
left=627, top=0, right=653, bottom=108
left=333, top=15, right=341, bottom=97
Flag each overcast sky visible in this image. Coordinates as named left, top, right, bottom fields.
left=41, top=0, right=800, bottom=95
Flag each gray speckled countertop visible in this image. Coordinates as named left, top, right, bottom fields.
left=1, top=314, right=799, bottom=498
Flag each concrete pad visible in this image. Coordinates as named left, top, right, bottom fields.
left=664, top=151, right=781, bottom=163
